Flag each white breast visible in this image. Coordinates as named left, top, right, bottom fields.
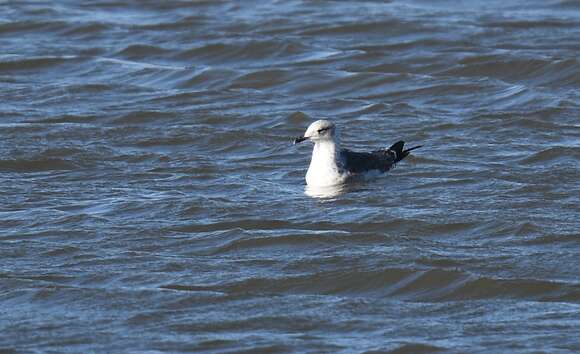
left=305, top=141, right=347, bottom=187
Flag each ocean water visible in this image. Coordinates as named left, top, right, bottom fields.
left=1, top=1, right=579, bottom=353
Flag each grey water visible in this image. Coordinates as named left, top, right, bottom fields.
left=1, top=0, right=579, bottom=353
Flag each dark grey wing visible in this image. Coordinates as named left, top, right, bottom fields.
left=340, top=148, right=397, bottom=174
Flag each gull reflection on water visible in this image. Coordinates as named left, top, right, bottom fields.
left=304, top=184, right=349, bottom=199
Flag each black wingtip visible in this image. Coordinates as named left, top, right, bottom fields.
left=388, top=142, right=421, bottom=162
left=388, top=141, right=405, bottom=152
left=404, top=145, right=422, bottom=153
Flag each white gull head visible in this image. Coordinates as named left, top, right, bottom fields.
left=293, top=119, right=338, bottom=145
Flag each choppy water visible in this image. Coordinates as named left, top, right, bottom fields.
left=1, top=1, right=580, bottom=353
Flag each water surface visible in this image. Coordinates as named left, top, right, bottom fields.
left=1, top=0, right=579, bottom=353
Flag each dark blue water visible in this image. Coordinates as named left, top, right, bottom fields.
left=1, top=1, right=579, bottom=352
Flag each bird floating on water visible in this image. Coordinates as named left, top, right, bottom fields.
left=294, top=120, right=421, bottom=187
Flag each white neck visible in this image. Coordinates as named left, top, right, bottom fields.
left=311, top=139, right=339, bottom=162
left=306, top=139, right=345, bottom=186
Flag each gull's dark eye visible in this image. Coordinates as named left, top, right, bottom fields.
left=317, top=127, right=329, bottom=133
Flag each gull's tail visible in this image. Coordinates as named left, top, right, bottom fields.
left=389, top=141, right=422, bottom=163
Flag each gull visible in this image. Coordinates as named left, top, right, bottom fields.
left=294, top=120, right=421, bottom=187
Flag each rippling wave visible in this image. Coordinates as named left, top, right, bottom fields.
left=1, top=0, right=579, bottom=352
